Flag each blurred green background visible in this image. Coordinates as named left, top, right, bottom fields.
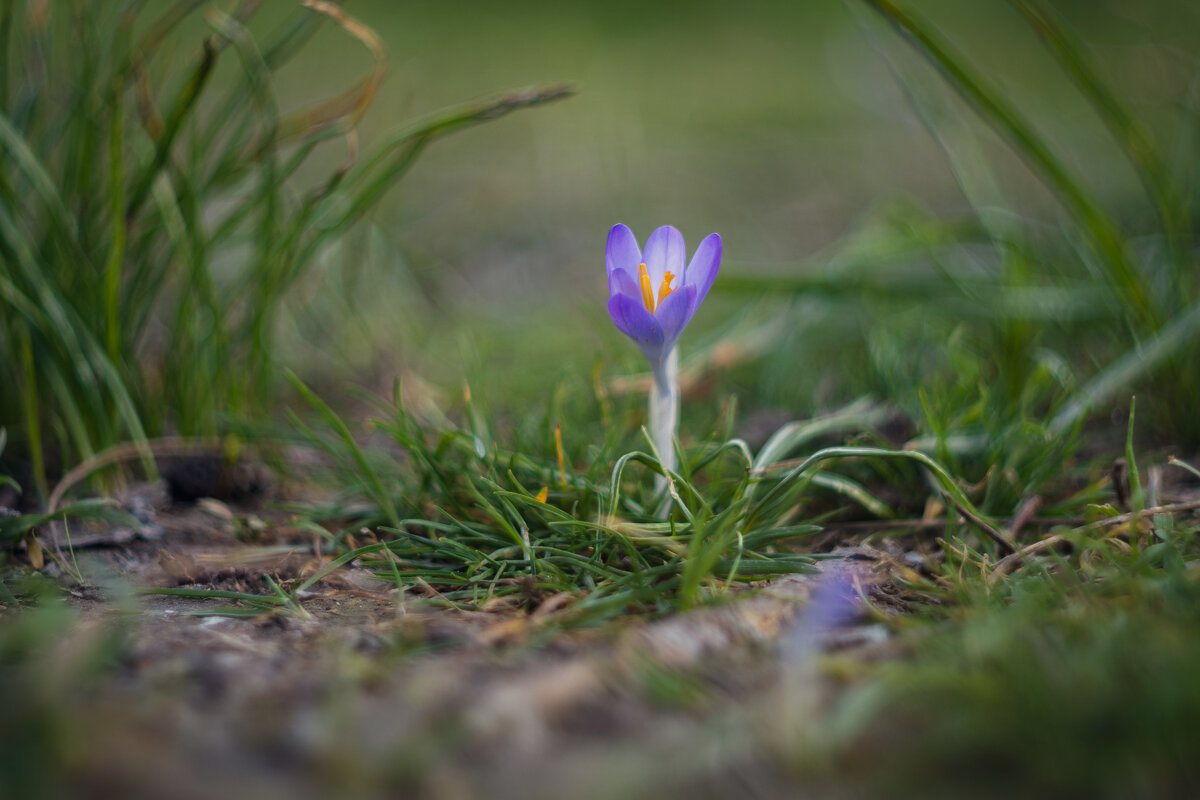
left=239, top=0, right=1200, bottom=404
left=3, top=0, right=1199, bottom=492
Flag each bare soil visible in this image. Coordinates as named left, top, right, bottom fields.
left=9, top=482, right=904, bottom=800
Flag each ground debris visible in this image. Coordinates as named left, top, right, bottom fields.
left=2, top=484, right=926, bottom=800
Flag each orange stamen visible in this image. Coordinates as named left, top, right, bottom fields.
left=657, top=271, right=677, bottom=306
left=638, top=263, right=656, bottom=312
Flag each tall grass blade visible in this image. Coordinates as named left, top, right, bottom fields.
left=287, top=371, right=400, bottom=528
left=1009, top=0, right=1189, bottom=279
left=1050, top=300, right=1200, bottom=436
left=859, top=0, right=1158, bottom=329
left=127, top=38, right=217, bottom=219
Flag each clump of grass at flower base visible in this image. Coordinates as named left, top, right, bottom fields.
left=231, top=366, right=1107, bottom=631
left=0, top=0, right=568, bottom=501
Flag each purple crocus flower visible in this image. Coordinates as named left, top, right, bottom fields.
left=606, top=224, right=721, bottom=499
left=605, top=224, right=722, bottom=369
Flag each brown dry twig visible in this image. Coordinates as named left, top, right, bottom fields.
left=988, top=497, right=1200, bottom=583
left=48, top=436, right=228, bottom=514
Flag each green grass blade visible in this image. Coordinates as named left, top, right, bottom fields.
left=756, top=445, right=997, bottom=533
left=810, top=472, right=895, bottom=519
left=103, top=81, right=127, bottom=362
left=287, top=370, right=400, bottom=527
left=0, top=111, right=90, bottom=268
left=1124, top=398, right=1144, bottom=512
left=127, top=38, right=217, bottom=219
left=1050, top=300, right=1200, bottom=436
left=1009, top=0, right=1189, bottom=276
left=754, top=398, right=886, bottom=472
left=859, top=0, right=1158, bottom=329
left=297, top=85, right=573, bottom=265
left=0, top=0, right=12, bottom=109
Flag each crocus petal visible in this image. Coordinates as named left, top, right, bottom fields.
left=605, top=224, right=642, bottom=279
left=608, top=293, right=665, bottom=346
left=608, top=293, right=666, bottom=362
left=683, top=233, right=722, bottom=307
left=609, top=264, right=641, bottom=299
left=642, top=225, right=686, bottom=286
left=654, top=284, right=697, bottom=346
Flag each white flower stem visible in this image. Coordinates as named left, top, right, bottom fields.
left=649, top=348, right=680, bottom=501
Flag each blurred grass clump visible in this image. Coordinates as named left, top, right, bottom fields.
left=0, top=0, right=566, bottom=500
left=723, top=0, right=1199, bottom=505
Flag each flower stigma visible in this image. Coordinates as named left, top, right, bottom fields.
left=637, top=263, right=678, bottom=313
left=638, top=263, right=655, bottom=311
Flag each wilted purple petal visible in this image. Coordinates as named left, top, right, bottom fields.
left=783, top=568, right=865, bottom=663
left=684, top=233, right=722, bottom=307
left=803, top=570, right=862, bottom=633
left=606, top=224, right=642, bottom=279
left=642, top=225, right=686, bottom=286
